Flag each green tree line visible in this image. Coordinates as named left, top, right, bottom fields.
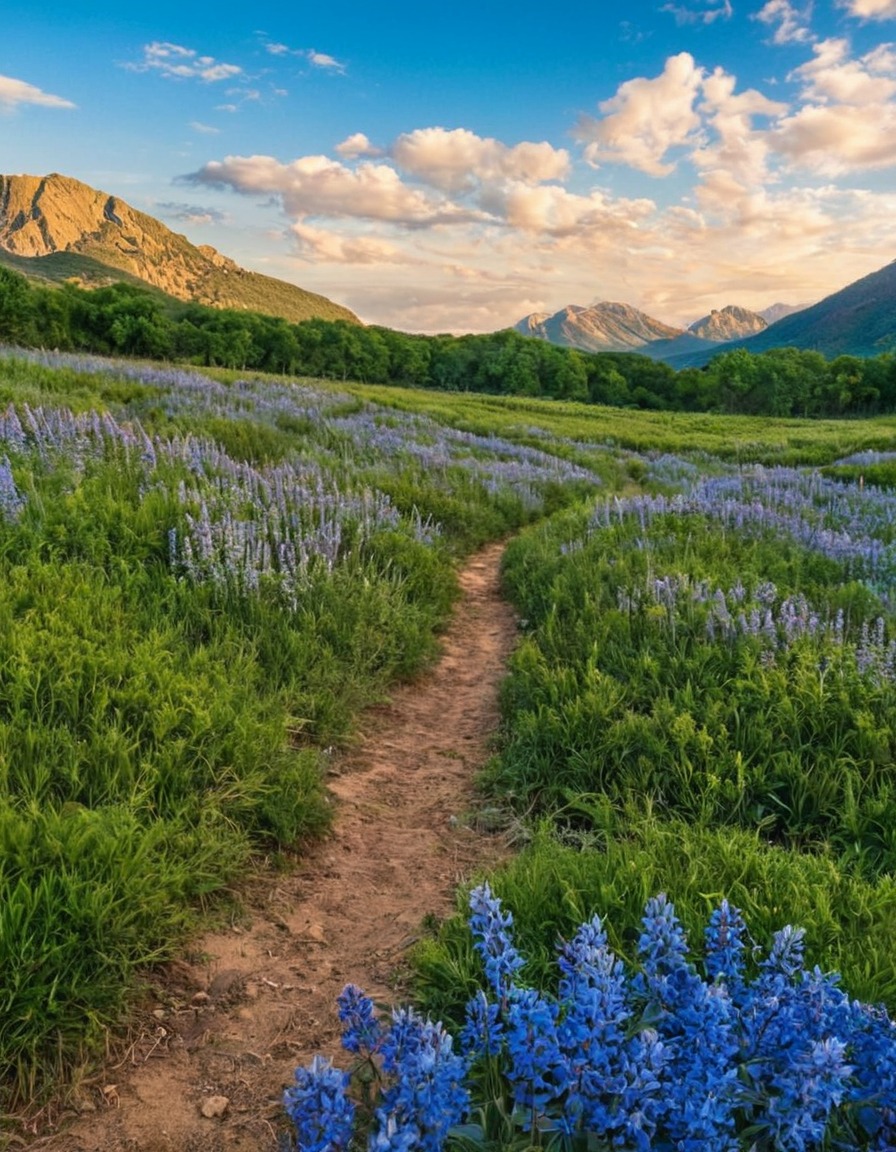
left=3, top=265, right=896, bottom=416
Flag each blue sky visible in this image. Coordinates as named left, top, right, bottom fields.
left=3, top=0, right=896, bottom=332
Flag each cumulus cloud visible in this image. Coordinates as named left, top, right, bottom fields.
left=694, top=67, right=787, bottom=184
left=291, top=222, right=407, bottom=264
left=840, top=0, right=896, bottom=19
left=190, top=153, right=477, bottom=226
left=790, top=37, right=896, bottom=103
left=755, top=0, right=815, bottom=44
left=0, top=74, right=75, bottom=110
left=391, top=127, right=570, bottom=191
left=127, top=42, right=242, bottom=82
left=477, top=181, right=654, bottom=236
left=574, top=53, right=704, bottom=176
left=774, top=102, right=896, bottom=171
left=661, top=0, right=733, bottom=24
left=770, top=37, right=896, bottom=172
left=335, top=132, right=382, bottom=158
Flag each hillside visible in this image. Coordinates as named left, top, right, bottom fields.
left=0, top=172, right=359, bottom=325
left=668, top=259, right=896, bottom=367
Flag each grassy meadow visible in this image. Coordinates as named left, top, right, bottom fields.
left=3, top=346, right=896, bottom=1129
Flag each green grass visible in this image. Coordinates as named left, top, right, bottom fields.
left=339, top=380, right=896, bottom=466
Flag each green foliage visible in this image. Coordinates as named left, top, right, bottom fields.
left=412, top=455, right=896, bottom=1026
left=4, top=262, right=896, bottom=416
left=414, top=818, right=896, bottom=1024
left=492, top=509, right=896, bottom=879
left=340, top=380, right=896, bottom=468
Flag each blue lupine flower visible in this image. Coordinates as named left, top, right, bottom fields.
left=0, top=455, right=25, bottom=522
left=504, top=987, right=568, bottom=1118
left=284, top=1054, right=355, bottom=1152
left=288, top=895, right=896, bottom=1152
left=337, top=983, right=384, bottom=1056
left=704, top=899, right=748, bottom=986
left=556, top=914, right=633, bottom=1136
left=371, top=1007, right=469, bottom=1152
left=467, top=882, right=525, bottom=998
left=459, top=990, right=503, bottom=1059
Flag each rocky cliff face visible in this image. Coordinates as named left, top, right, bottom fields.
left=688, top=305, right=768, bottom=343
left=0, top=172, right=359, bottom=325
left=515, top=301, right=683, bottom=353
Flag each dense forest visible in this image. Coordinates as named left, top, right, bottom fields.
left=2, top=264, right=896, bottom=417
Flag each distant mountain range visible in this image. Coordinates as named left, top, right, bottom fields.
left=515, top=301, right=806, bottom=360
left=516, top=263, right=896, bottom=364
left=0, top=172, right=358, bottom=325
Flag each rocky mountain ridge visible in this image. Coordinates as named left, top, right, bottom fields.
left=688, top=305, right=768, bottom=343
left=515, top=300, right=777, bottom=357
left=0, top=172, right=358, bottom=325
left=515, top=302, right=685, bottom=353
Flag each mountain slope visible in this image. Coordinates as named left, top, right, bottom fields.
left=0, top=172, right=359, bottom=325
left=671, top=259, right=896, bottom=366
left=515, top=302, right=683, bottom=353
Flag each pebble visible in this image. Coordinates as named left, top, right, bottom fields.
left=200, top=1095, right=230, bottom=1119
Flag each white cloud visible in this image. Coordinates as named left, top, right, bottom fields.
left=477, top=181, right=654, bottom=237
left=306, top=49, right=346, bottom=73
left=0, top=73, right=75, bottom=110
left=573, top=53, right=704, bottom=176
left=694, top=67, right=788, bottom=184
left=769, top=37, right=896, bottom=172
left=840, top=0, right=896, bottom=19
left=156, top=201, right=228, bottom=226
left=661, top=1, right=733, bottom=24
left=391, top=127, right=570, bottom=191
left=291, top=222, right=408, bottom=264
left=259, top=37, right=346, bottom=72
left=335, top=132, right=382, bottom=158
left=790, top=37, right=896, bottom=103
left=773, top=102, right=896, bottom=171
left=755, top=0, right=815, bottom=44
left=191, top=154, right=476, bottom=226
left=189, top=121, right=220, bottom=135
left=127, top=42, right=242, bottom=83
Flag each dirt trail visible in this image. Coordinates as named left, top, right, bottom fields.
left=36, top=540, right=517, bottom=1152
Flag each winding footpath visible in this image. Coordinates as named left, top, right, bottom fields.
left=36, top=540, right=517, bottom=1152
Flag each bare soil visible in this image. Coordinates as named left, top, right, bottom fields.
left=31, top=540, right=517, bottom=1152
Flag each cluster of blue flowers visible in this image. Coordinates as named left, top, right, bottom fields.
left=629, top=570, right=896, bottom=685
left=285, top=885, right=896, bottom=1151
left=589, top=464, right=896, bottom=593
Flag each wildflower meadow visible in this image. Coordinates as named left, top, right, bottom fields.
left=2, top=345, right=896, bottom=1150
